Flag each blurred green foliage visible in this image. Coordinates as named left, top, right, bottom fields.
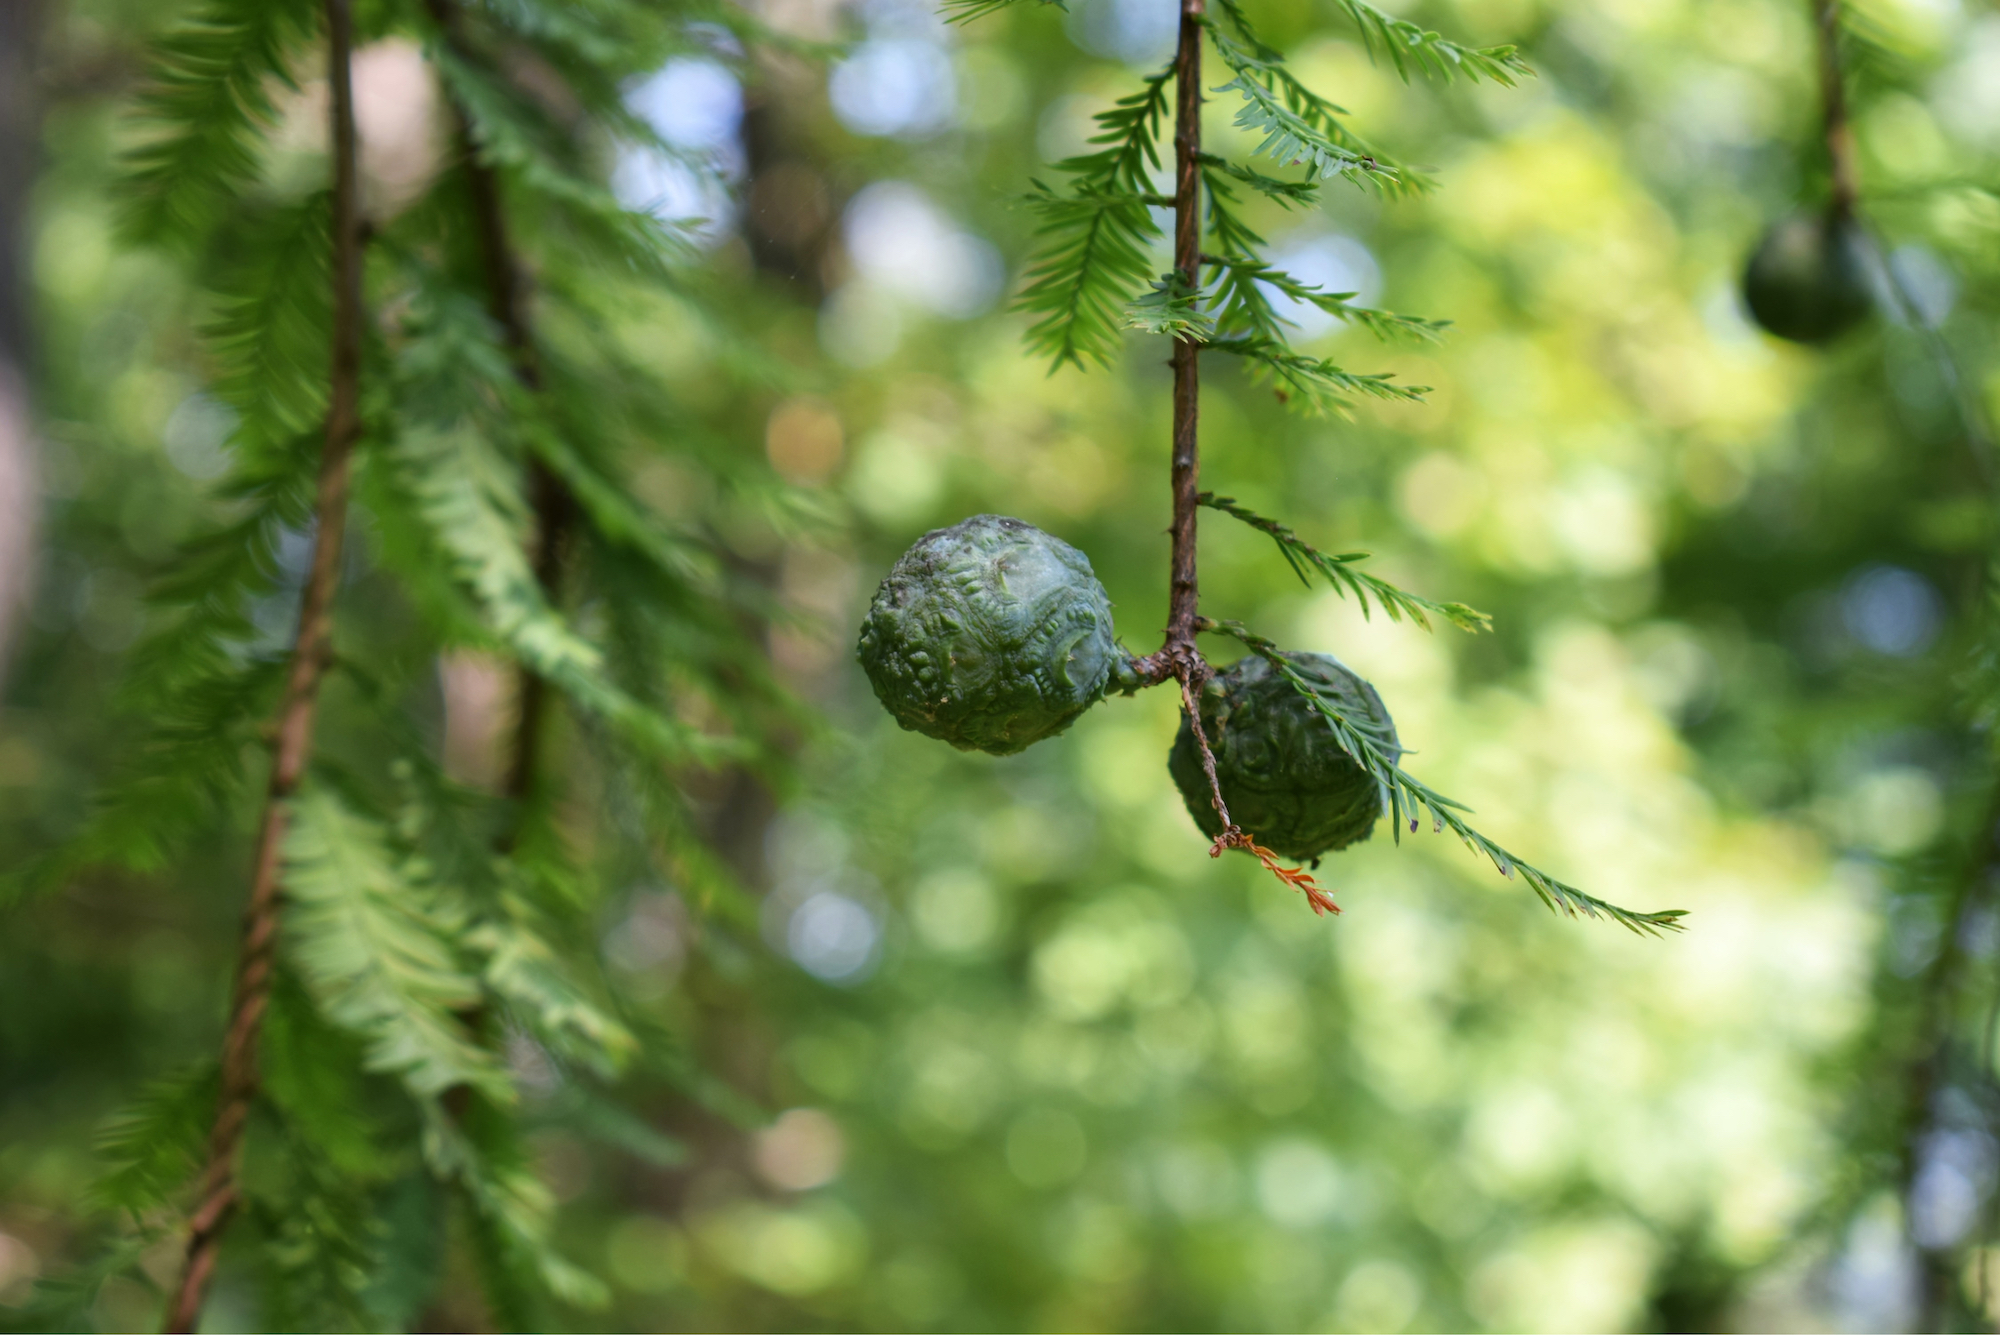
left=5, top=0, right=2000, bottom=1329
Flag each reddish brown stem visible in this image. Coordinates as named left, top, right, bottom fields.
left=1123, top=0, right=1248, bottom=849
left=1165, top=0, right=1204, bottom=655
left=1128, top=0, right=1208, bottom=682
left=163, top=1, right=365, bottom=1328
left=1178, top=671, right=1232, bottom=830
left=1143, top=2, right=1335, bottom=909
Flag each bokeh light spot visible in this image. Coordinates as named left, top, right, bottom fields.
left=755, top=1108, right=848, bottom=1191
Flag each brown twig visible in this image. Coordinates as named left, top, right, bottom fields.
left=1125, top=0, right=1207, bottom=693
left=1177, top=666, right=1233, bottom=833
left=418, top=4, right=574, bottom=1178
left=162, top=0, right=365, bottom=1328
left=1180, top=668, right=1341, bottom=914
left=1165, top=0, right=1204, bottom=658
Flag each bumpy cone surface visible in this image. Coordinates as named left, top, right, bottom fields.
left=857, top=514, right=1120, bottom=756
left=1169, top=652, right=1399, bottom=860
left=1742, top=209, right=1873, bottom=344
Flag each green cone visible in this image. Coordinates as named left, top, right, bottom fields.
left=1169, top=651, right=1398, bottom=860
left=1742, top=209, right=1873, bottom=344
left=858, top=515, right=1120, bottom=756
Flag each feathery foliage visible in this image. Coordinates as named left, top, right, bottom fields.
left=1322, top=0, right=1531, bottom=84
left=428, top=47, right=698, bottom=284
left=6, top=195, right=333, bottom=903
left=379, top=284, right=742, bottom=769
left=120, top=0, right=318, bottom=245
left=1208, top=337, right=1429, bottom=413
left=1200, top=493, right=1490, bottom=632
left=282, top=788, right=508, bottom=1104
left=1203, top=255, right=1448, bottom=345
left=90, top=1063, right=218, bottom=1217
left=1207, top=20, right=1417, bottom=194
left=1126, top=270, right=1216, bottom=342
left=1003, top=0, right=1469, bottom=412
left=1016, top=64, right=1173, bottom=368
left=36, top=0, right=816, bottom=1322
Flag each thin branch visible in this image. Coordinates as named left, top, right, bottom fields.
left=1165, top=0, right=1204, bottom=655
left=1128, top=0, right=1368, bottom=919
left=164, top=0, right=365, bottom=1328
left=1180, top=666, right=1343, bottom=914
left=1177, top=665, right=1233, bottom=833
left=1207, top=336, right=1427, bottom=414
left=1322, top=0, right=1531, bottom=85
left=1200, top=617, right=1687, bottom=936
left=418, top=0, right=577, bottom=1186
left=1199, top=492, right=1491, bottom=632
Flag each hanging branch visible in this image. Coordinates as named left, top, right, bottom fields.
left=952, top=0, right=1665, bottom=930
left=1115, top=0, right=1342, bottom=909
left=1812, top=0, right=2000, bottom=1311
left=164, top=0, right=365, bottom=1328
left=424, top=0, right=573, bottom=819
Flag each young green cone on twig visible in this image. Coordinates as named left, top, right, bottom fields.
left=858, top=0, right=1683, bottom=934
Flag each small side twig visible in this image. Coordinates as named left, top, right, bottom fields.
left=1176, top=661, right=1231, bottom=834
left=1176, top=655, right=1341, bottom=914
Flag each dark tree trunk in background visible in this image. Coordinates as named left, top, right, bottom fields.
left=697, top=64, right=838, bottom=885
left=634, top=62, right=840, bottom=1223
left=738, top=75, right=836, bottom=304
left=0, top=0, right=44, bottom=689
